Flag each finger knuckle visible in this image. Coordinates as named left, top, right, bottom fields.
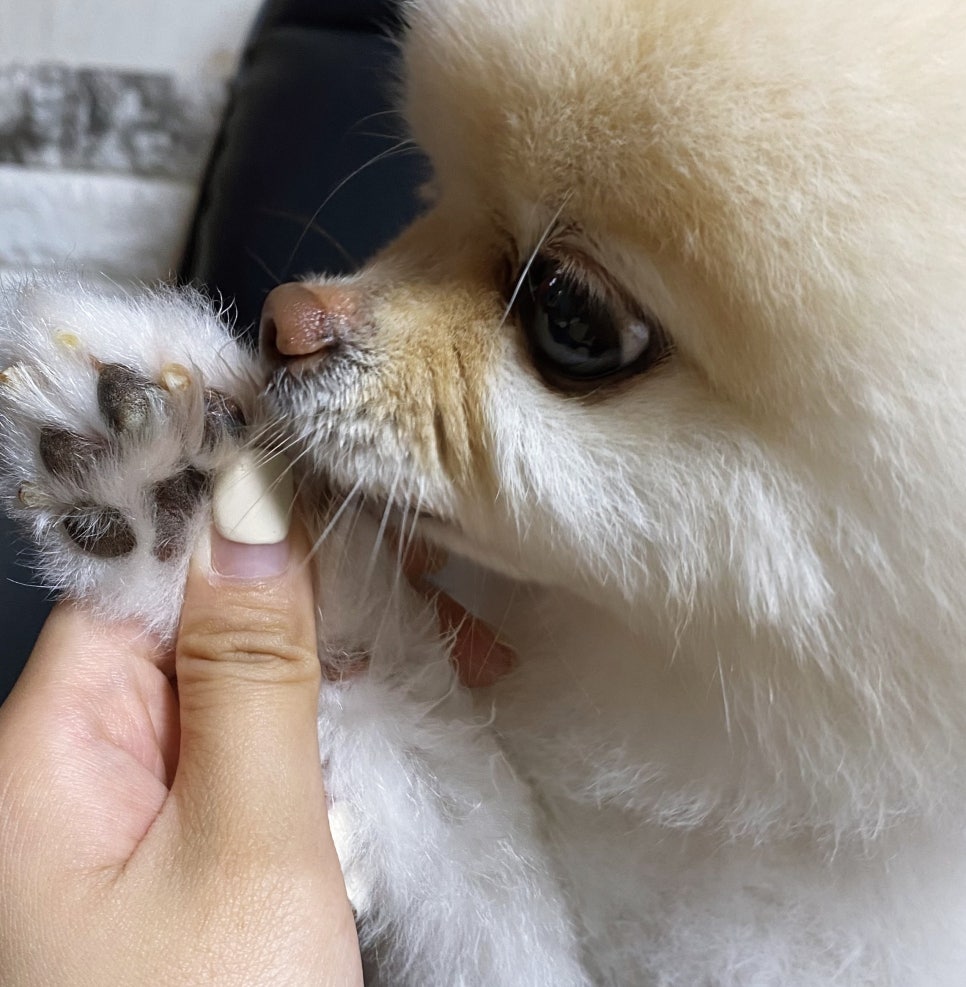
left=178, top=604, right=318, bottom=684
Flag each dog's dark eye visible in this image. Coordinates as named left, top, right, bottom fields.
left=514, top=256, right=660, bottom=386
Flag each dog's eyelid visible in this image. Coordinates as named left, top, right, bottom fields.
left=526, top=248, right=628, bottom=318
left=506, top=223, right=662, bottom=338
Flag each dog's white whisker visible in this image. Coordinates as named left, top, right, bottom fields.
left=282, top=139, right=420, bottom=278
left=500, top=193, right=574, bottom=328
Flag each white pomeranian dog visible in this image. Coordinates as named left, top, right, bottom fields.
left=4, top=0, right=966, bottom=983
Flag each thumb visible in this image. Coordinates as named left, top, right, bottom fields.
left=171, top=452, right=325, bottom=854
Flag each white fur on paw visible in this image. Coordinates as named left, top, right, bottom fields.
left=0, top=277, right=259, bottom=637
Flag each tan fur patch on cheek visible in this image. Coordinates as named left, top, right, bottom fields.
left=372, top=285, right=500, bottom=498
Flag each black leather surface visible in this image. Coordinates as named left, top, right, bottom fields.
left=252, top=0, right=403, bottom=34
left=1, top=0, right=425, bottom=700
left=0, top=516, right=54, bottom=699
left=180, top=0, right=426, bottom=335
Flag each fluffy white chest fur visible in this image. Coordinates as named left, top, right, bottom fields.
left=4, top=0, right=966, bottom=983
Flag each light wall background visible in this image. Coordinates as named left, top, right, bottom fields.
left=0, top=0, right=264, bottom=282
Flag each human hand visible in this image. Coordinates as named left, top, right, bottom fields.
left=0, top=518, right=362, bottom=986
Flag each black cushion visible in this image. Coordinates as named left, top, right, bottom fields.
left=180, top=0, right=426, bottom=334
left=0, top=521, right=54, bottom=699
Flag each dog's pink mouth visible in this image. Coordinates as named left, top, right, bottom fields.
left=396, top=534, right=516, bottom=688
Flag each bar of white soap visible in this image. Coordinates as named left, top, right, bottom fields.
left=213, top=449, right=294, bottom=545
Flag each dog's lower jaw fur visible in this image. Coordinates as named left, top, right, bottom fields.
left=477, top=584, right=965, bottom=983
left=406, top=479, right=963, bottom=983
left=405, top=508, right=943, bottom=986
left=433, top=384, right=966, bottom=984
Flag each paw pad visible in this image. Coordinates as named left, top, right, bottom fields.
left=203, top=388, right=247, bottom=448
left=96, top=362, right=161, bottom=434
left=152, top=467, right=211, bottom=562
left=38, top=426, right=106, bottom=481
left=62, top=504, right=137, bottom=558
left=8, top=354, right=250, bottom=571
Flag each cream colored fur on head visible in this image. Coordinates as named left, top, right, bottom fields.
left=264, top=0, right=966, bottom=982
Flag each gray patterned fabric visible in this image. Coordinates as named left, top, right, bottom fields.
left=0, top=64, right=224, bottom=178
